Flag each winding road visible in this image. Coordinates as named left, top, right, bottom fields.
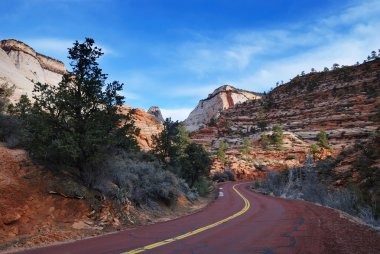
left=14, top=182, right=380, bottom=254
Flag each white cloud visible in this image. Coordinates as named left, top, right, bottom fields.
left=160, top=108, right=193, bottom=121
left=176, top=0, right=380, bottom=93
left=321, top=0, right=380, bottom=27
left=122, top=91, right=140, bottom=101
left=164, top=84, right=219, bottom=98
left=24, top=38, right=72, bottom=59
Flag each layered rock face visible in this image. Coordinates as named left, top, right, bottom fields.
left=147, top=106, right=164, bottom=122
left=194, top=60, right=379, bottom=150
left=120, top=106, right=163, bottom=151
left=0, top=39, right=65, bottom=101
left=190, top=59, right=380, bottom=179
left=184, top=85, right=261, bottom=132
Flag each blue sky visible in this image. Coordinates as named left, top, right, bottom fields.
left=1, top=0, right=379, bottom=120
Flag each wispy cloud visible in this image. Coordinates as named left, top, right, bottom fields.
left=23, top=38, right=116, bottom=64
left=174, top=0, right=380, bottom=92
left=160, top=108, right=193, bottom=122
left=163, top=84, right=219, bottom=98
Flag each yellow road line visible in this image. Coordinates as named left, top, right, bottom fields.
left=121, top=183, right=250, bottom=254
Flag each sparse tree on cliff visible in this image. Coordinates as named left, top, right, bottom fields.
left=317, top=130, right=330, bottom=149
left=217, top=140, right=228, bottom=166
left=271, top=124, right=284, bottom=148
left=241, top=137, right=251, bottom=155
left=0, top=83, right=14, bottom=113
left=24, top=38, right=139, bottom=181
left=260, top=134, right=270, bottom=149
left=257, top=107, right=268, bottom=132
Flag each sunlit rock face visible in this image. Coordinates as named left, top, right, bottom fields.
left=120, top=106, right=164, bottom=151
left=0, top=39, right=65, bottom=101
left=184, top=85, right=261, bottom=132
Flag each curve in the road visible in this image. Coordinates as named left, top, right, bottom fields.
left=122, top=183, right=250, bottom=254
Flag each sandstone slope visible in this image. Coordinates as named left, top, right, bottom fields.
left=0, top=39, right=65, bottom=101
left=120, top=106, right=163, bottom=151
left=190, top=59, right=380, bottom=179
left=184, top=85, right=261, bottom=132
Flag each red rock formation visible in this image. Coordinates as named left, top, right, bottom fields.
left=120, top=106, right=163, bottom=151
left=184, top=85, right=261, bottom=132
left=191, top=59, right=379, bottom=179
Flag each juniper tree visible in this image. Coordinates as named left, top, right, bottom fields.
left=180, top=143, right=211, bottom=188
left=152, top=118, right=180, bottom=164
left=317, top=130, right=330, bottom=149
left=25, top=38, right=139, bottom=180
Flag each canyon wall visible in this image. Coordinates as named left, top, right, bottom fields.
left=0, top=39, right=65, bottom=100
left=184, top=85, right=261, bottom=132
left=190, top=59, right=380, bottom=179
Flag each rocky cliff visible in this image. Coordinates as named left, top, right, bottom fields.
left=147, top=106, right=164, bottom=122
left=184, top=85, right=261, bottom=132
left=190, top=59, right=380, bottom=179
left=120, top=106, right=163, bottom=151
left=0, top=39, right=65, bottom=101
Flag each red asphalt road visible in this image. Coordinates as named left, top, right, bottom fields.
left=12, top=182, right=380, bottom=254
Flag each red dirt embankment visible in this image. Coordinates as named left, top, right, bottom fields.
left=0, top=145, right=92, bottom=251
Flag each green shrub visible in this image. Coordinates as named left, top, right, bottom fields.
left=317, top=130, right=330, bottom=149
left=271, top=124, right=284, bottom=148
left=90, top=151, right=196, bottom=208
left=193, top=177, right=212, bottom=197
left=212, top=172, right=228, bottom=182
left=260, top=134, right=270, bottom=148
left=224, top=169, right=236, bottom=181
left=285, top=155, right=297, bottom=160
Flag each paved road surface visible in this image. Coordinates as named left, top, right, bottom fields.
left=13, top=182, right=380, bottom=254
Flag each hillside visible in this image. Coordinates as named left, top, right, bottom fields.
left=189, top=59, right=379, bottom=179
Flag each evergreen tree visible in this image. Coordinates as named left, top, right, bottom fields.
left=271, top=124, right=284, bottom=148
left=0, top=83, right=14, bottom=113
left=217, top=140, right=228, bottom=166
left=25, top=38, right=139, bottom=179
left=260, top=134, right=270, bottom=149
left=180, top=143, right=211, bottom=188
left=317, top=130, right=330, bottom=149
left=152, top=118, right=180, bottom=164
left=177, top=122, right=191, bottom=153
left=257, top=107, right=267, bottom=131
left=241, top=137, right=251, bottom=154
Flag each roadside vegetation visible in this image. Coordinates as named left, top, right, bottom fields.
left=253, top=150, right=380, bottom=229
left=0, top=38, right=212, bottom=217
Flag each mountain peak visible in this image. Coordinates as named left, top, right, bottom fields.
left=184, top=84, right=261, bottom=132
left=147, top=106, right=164, bottom=122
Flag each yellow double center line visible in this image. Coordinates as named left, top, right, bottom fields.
left=121, top=183, right=250, bottom=254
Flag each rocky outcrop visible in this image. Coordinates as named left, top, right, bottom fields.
left=0, top=39, right=65, bottom=101
left=184, top=85, right=261, bottom=132
left=191, top=59, right=380, bottom=179
left=194, top=60, right=379, bottom=150
left=120, top=106, right=163, bottom=151
left=147, top=106, right=164, bottom=122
